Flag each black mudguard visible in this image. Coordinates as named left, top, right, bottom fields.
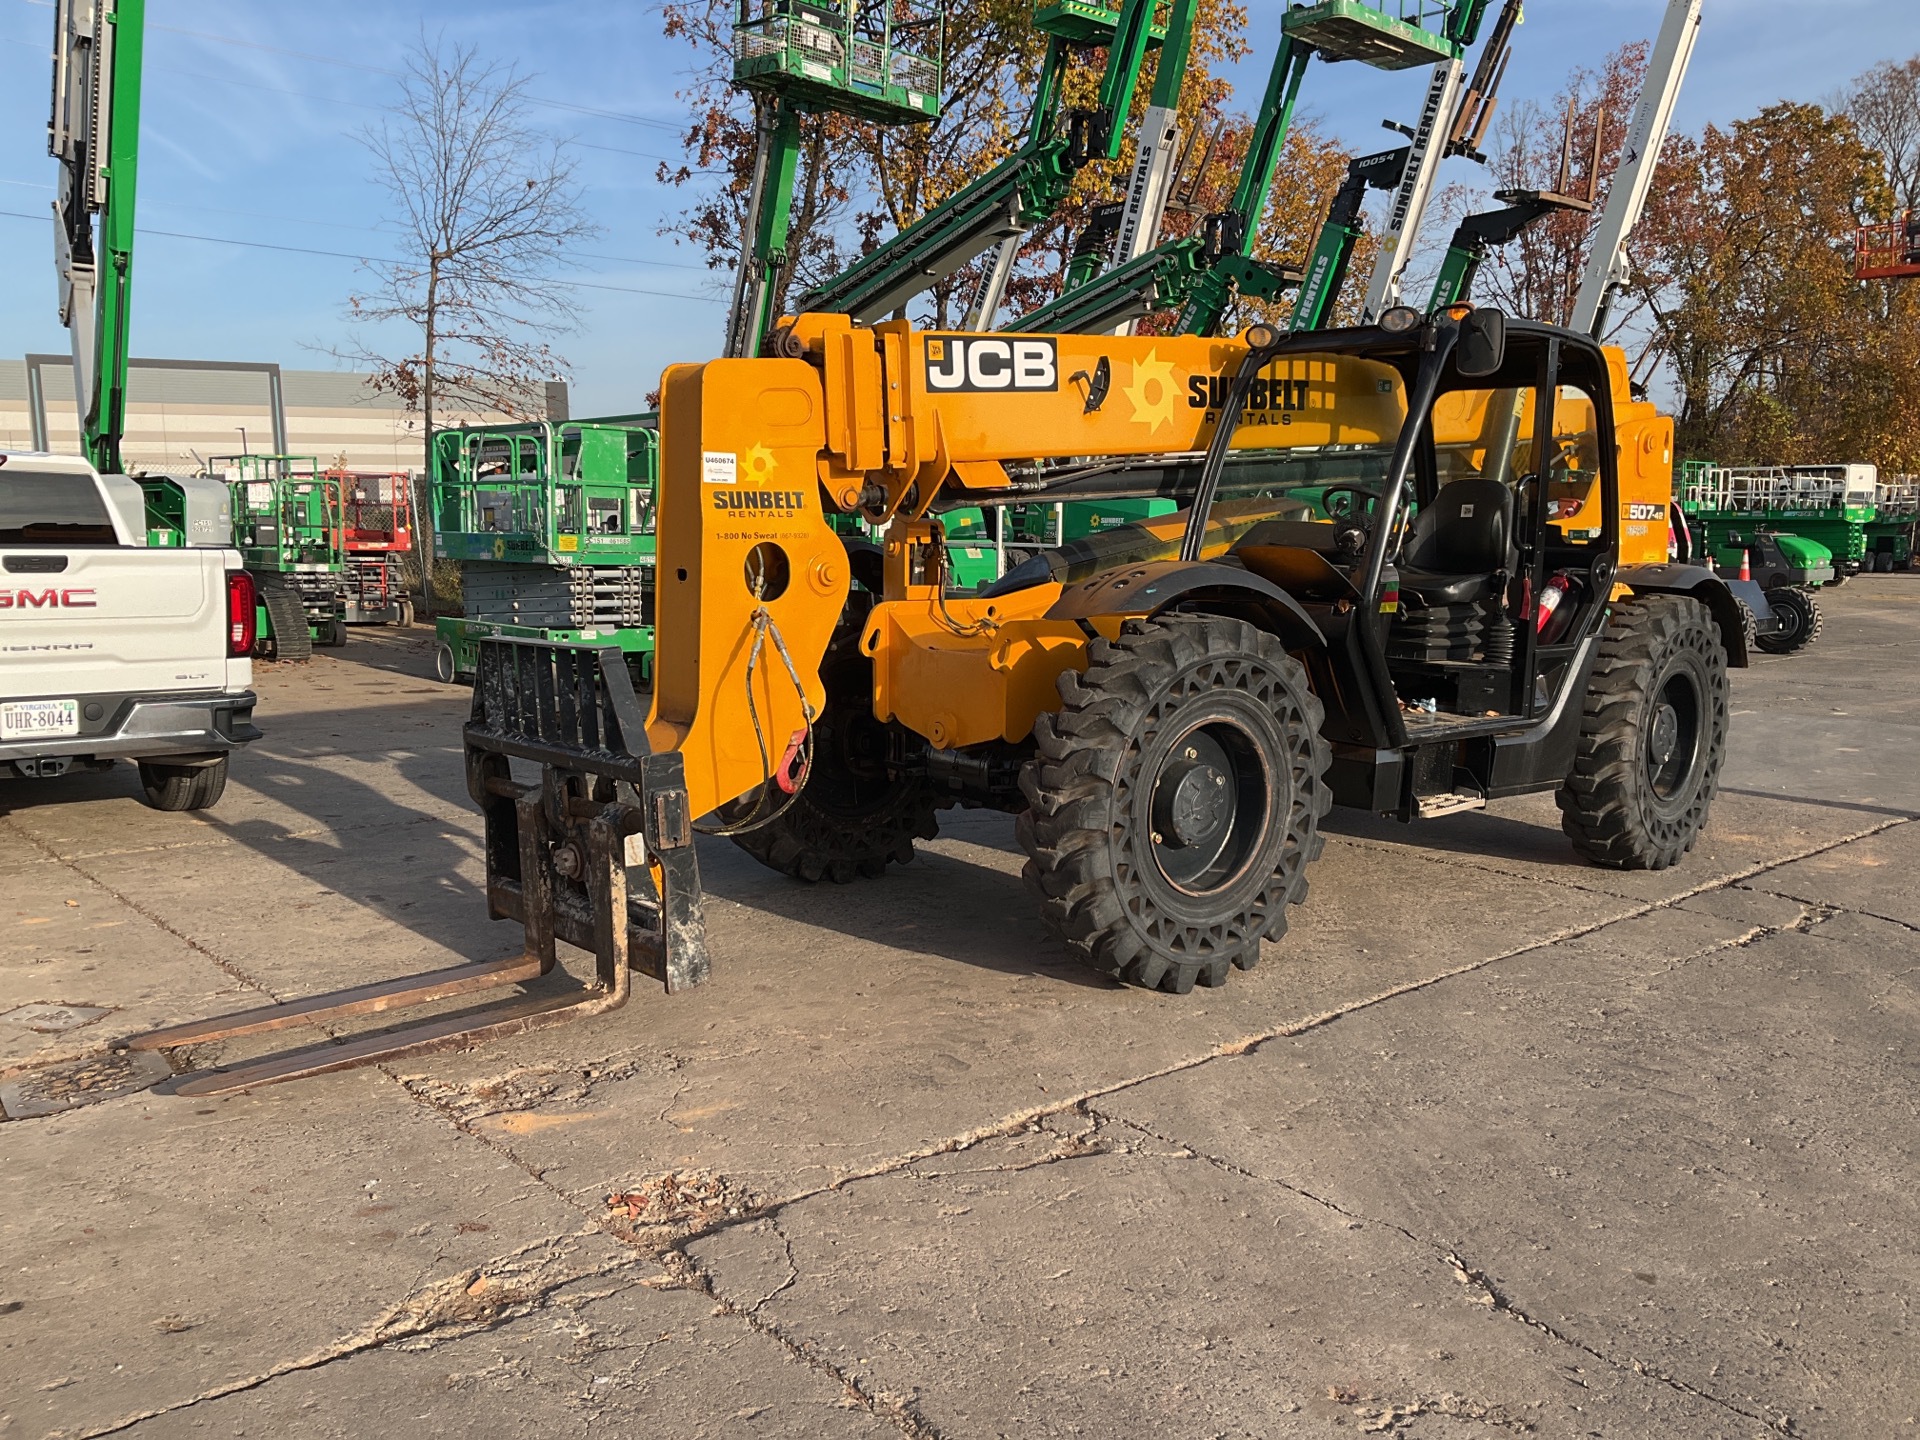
left=1616, top=563, right=1751, bottom=668
left=1047, top=559, right=1326, bottom=650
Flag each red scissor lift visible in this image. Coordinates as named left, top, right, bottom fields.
left=1855, top=210, right=1920, bottom=281
left=332, top=468, right=417, bottom=626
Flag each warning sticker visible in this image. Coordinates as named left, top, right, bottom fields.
left=702, top=451, right=737, bottom=485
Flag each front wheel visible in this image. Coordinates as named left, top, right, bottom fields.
left=1018, top=615, right=1331, bottom=994
left=1558, top=596, right=1729, bottom=870
left=728, top=650, right=942, bottom=883
left=139, top=756, right=229, bottom=812
left=434, top=640, right=460, bottom=684
left=1754, top=586, right=1821, bottom=655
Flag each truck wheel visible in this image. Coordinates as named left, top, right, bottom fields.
left=397, top=598, right=415, bottom=628
left=729, top=650, right=941, bottom=883
left=1018, top=616, right=1331, bottom=994
left=138, top=756, right=229, bottom=812
left=1755, top=587, right=1821, bottom=654
left=1558, top=596, right=1728, bottom=871
left=434, top=640, right=460, bottom=684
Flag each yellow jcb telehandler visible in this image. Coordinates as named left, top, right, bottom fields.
left=140, top=305, right=1759, bottom=1092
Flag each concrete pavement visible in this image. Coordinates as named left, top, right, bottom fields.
left=3, top=577, right=1916, bottom=1439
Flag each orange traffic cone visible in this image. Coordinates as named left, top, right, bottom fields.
left=1738, top=549, right=1752, bottom=582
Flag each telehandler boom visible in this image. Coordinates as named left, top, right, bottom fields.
left=142, top=301, right=1755, bottom=1093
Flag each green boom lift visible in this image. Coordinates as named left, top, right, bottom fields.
left=49, top=0, right=143, bottom=476
left=1007, top=0, right=1496, bottom=338
left=724, top=0, right=947, bottom=357
left=786, top=0, right=1196, bottom=338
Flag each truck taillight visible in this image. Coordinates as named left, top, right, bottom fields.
left=227, top=570, right=257, bottom=656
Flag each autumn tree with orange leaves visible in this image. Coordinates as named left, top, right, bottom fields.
left=1631, top=99, right=1915, bottom=469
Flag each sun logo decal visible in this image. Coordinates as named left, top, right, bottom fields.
left=493, top=537, right=506, bottom=560
left=744, top=443, right=778, bottom=481
left=1122, top=349, right=1181, bottom=432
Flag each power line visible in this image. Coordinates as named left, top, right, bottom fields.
left=4, top=177, right=713, bottom=271
left=0, top=209, right=726, bottom=303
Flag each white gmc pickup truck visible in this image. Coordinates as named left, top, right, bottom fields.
left=0, top=451, right=259, bottom=810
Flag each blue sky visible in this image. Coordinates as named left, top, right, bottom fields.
left=3, top=0, right=1917, bottom=417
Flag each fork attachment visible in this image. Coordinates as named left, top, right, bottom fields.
left=131, top=639, right=708, bottom=1097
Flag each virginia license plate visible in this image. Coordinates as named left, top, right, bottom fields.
left=1, top=699, right=80, bottom=741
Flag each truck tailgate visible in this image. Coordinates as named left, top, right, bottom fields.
left=1, top=548, right=232, bottom=699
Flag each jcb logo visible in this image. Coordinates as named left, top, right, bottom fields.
left=0, top=588, right=96, bottom=610
left=925, top=337, right=1058, bottom=394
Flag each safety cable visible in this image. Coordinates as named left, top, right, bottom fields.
left=694, top=574, right=820, bottom=837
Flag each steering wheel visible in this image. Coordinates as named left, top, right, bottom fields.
left=1318, top=485, right=1382, bottom=560
left=1319, top=485, right=1381, bottom=522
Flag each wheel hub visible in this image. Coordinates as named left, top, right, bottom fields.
left=1155, top=759, right=1231, bottom=848
left=1649, top=702, right=1680, bottom=768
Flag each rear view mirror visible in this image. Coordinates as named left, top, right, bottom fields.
left=1456, top=308, right=1507, bottom=379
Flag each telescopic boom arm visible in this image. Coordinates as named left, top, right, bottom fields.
left=49, top=0, right=144, bottom=473
left=1569, top=0, right=1701, bottom=336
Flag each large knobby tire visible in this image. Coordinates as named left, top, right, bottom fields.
left=1754, top=586, right=1822, bottom=655
left=729, top=650, right=942, bottom=883
left=1558, top=596, right=1728, bottom=871
left=1017, top=615, right=1332, bottom=994
left=138, top=756, right=229, bottom=812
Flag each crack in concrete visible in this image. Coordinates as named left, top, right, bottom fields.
left=1107, top=1107, right=1789, bottom=1433
left=748, top=1217, right=802, bottom=1314
left=1738, top=882, right=1920, bottom=937
left=62, top=1234, right=652, bottom=1439
left=0, top=817, right=285, bottom=1004
left=657, top=1245, right=944, bottom=1440
left=1438, top=1251, right=1794, bottom=1434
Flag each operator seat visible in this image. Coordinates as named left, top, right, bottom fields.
left=1397, top=477, right=1513, bottom=603
left=1390, top=477, right=1516, bottom=663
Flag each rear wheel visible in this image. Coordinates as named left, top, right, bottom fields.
left=139, top=756, right=229, bottom=812
left=1018, top=615, right=1331, bottom=994
left=396, top=598, right=415, bottom=628
left=434, top=640, right=460, bottom=684
left=258, top=587, right=312, bottom=661
left=1754, top=587, right=1821, bottom=655
left=728, top=649, right=942, bottom=883
left=322, top=617, right=348, bottom=648
left=1559, top=596, right=1728, bottom=870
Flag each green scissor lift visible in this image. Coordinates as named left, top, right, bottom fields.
left=1676, top=465, right=1843, bottom=586
left=215, top=454, right=350, bottom=660
left=429, top=417, right=659, bottom=685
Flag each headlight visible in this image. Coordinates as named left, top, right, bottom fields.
left=1243, top=322, right=1279, bottom=350
left=1378, top=305, right=1421, bottom=334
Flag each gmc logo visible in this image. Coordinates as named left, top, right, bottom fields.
left=0, top=588, right=97, bottom=610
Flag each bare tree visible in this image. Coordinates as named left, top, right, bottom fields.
left=342, top=35, right=598, bottom=607
left=1845, top=56, right=1920, bottom=210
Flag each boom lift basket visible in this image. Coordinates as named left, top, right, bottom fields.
left=1281, top=0, right=1456, bottom=69
left=1855, top=210, right=1920, bottom=281
left=732, top=0, right=942, bottom=122
left=128, top=639, right=708, bottom=1095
